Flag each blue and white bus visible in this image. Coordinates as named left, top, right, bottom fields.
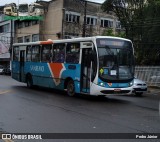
left=11, top=36, right=135, bottom=96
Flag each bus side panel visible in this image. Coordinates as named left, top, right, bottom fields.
left=62, top=63, right=81, bottom=93
left=25, top=62, right=56, bottom=88
left=20, top=62, right=81, bottom=93
left=48, top=63, right=81, bottom=93
left=12, top=61, right=20, bottom=81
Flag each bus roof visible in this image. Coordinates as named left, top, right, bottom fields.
left=13, top=36, right=132, bottom=46
left=53, top=36, right=132, bottom=43
left=13, top=40, right=53, bottom=46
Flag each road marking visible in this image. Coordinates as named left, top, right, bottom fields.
left=0, top=90, right=11, bottom=95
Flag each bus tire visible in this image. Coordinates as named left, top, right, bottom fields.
left=67, top=80, right=75, bottom=96
left=26, top=75, right=33, bottom=88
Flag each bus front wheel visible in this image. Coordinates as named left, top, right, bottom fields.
left=27, top=75, right=33, bottom=88
left=67, top=80, right=75, bottom=96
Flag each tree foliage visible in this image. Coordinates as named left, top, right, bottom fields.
left=102, top=0, right=160, bottom=65
left=102, top=28, right=126, bottom=38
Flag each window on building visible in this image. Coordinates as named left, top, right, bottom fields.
left=64, top=32, right=79, bottom=39
left=104, top=20, right=108, bottom=27
left=17, top=22, right=23, bottom=28
left=42, top=44, right=52, bottom=62
left=32, top=45, right=40, bottom=62
left=52, top=43, right=65, bottom=63
left=116, top=21, right=121, bottom=29
left=0, top=26, right=3, bottom=33
left=66, top=42, right=80, bottom=64
left=26, top=46, right=32, bottom=61
left=24, top=35, right=30, bottom=42
left=65, top=11, right=80, bottom=23
left=13, top=46, right=19, bottom=61
left=17, top=37, right=23, bottom=43
left=32, top=34, right=39, bottom=42
left=109, top=20, right=113, bottom=27
left=3, top=24, right=9, bottom=32
left=101, top=19, right=114, bottom=28
left=32, top=20, right=39, bottom=25
left=86, top=16, right=97, bottom=25
left=25, top=21, right=31, bottom=27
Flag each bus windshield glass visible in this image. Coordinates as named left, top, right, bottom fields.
left=97, top=38, right=134, bottom=81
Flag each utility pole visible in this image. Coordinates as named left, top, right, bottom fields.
left=61, top=8, right=65, bottom=39
left=82, top=0, right=87, bottom=37
left=10, top=20, right=13, bottom=54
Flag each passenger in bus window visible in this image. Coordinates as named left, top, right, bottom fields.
left=66, top=43, right=80, bottom=63
left=54, top=45, right=65, bottom=63
left=58, top=50, right=65, bottom=62
left=46, top=50, right=52, bottom=62
left=35, top=53, right=40, bottom=62
left=72, top=47, right=80, bottom=63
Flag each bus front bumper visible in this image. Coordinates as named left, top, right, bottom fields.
left=90, top=83, right=133, bottom=96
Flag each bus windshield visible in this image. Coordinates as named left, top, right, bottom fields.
left=97, top=38, right=134, bottom=82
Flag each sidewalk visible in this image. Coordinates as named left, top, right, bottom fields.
left=148, top=86, right=160, bottom=94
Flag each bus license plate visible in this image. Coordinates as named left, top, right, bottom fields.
left=114, top=89, right=121, bottom=92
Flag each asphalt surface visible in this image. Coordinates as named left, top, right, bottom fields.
left=0, top=75, right=160, bottom=142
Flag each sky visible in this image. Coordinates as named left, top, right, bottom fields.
left=0, top=0, right=105, bottom=6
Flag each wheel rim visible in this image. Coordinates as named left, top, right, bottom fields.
left=27, top=79, right=31, bottom=87
left=67, top=81, right=75, bottom=96
left=27, top=76, right=32, bottom=88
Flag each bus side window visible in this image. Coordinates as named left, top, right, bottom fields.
left=52, top=43, right=65, bottom=63
left=66, top=43, right=80, bottom=64
left=26, top=46, right=32, bottom=61
left=42, top=44, right=52, bottom=62
left=13, top=46, right=19, bottom=61
left=32, top=45, right=40, bottom=62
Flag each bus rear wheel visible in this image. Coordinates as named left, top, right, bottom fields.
left=67, top=80, right=75, bottom=96
left=26, top=75, right=33, bottom=88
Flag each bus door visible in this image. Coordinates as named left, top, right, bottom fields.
left=19, top=47, right=26, bottom=82
left=80, top=42, right=93, bottom=93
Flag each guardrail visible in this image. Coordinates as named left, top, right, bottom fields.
left=135, top=66, right=160, bottom=87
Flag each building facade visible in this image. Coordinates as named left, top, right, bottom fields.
left=15, top=0, right=122, bottom=42
left=0, top=0, right=122, bottom=66
left=0, top=12, right=13, bottom=66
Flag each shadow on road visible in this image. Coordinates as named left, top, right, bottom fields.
left=11, top=85, right=130, bottom=105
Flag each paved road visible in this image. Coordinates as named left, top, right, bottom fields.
left=0, top=75, right=160, bottom=142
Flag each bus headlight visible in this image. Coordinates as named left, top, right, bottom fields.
left=99, top=82, right=105, bottom=87
left=129, top=81, right=133, bottom=87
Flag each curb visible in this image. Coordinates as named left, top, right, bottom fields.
left=148, top=86, right=160, bottom=89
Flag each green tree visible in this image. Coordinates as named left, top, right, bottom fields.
left=135, top=0, right=160, bottom=65
left=102, top=0, right=160, bottom=65
left=102, top=0, right=146, bottom=40
left=102, top=28, right=126, bottom=38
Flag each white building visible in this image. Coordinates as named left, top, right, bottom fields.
left=0, top=12, right=14, bottom=66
